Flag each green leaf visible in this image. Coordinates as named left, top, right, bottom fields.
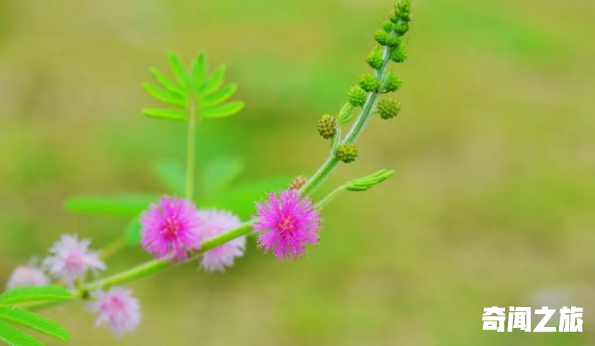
left=201, top=102, right=244, bottom=119
left=153, top=161, right=186, bottom=196
left=167, top=51, right=191, bottom=89
left=64, top=195, right=157, bottom=216
left=142, top=108, right=186, bottom=121
left=0, top=306, right=69, bottom=342
left=0, top=321, right=43, bottom=346
left=0, top=286, right=73, bottom=305
left=149, top=68, right=185, bottom=96
left=201, top=84, right=237, bottom=108
left=202, top=156, right=245, bottom=200
left=142, top=83, right=186, bottom=108
left=346, top=169, right=395, bottom=191
left=191, top=53, right=207, bottom=89
left=124, top=220, right=142, bottom=245
left=200, top=65, right=226, bottom=95
left=212, top=177, right=291, bottom=218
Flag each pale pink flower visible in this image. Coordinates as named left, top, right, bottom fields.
left=86, top=286, right=141, bottom=337
left=197, top=209, right=245, bottom=272
left=140, top=196, right=202, bottom=262
left=42, top=234, right=105, bottom=285
left=253, top=189, right=322, bottom=259
left=6, top=265, right=49, bottom=289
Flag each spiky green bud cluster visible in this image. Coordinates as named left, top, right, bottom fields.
left=377, top=99, right=401, bottom=120
left=375, top=30, right=388, bottom=46
left=382, top=21, right=393, bottom=33
left=381, top=74, right=402, bottom=93
left=366, top=46, right=384, bottom=70
left=336, top=144, right=358, bottom=163
left=387, top=36, right=401, bottom=47
left=392, top=0, right=412, bottom=24
left=359, top=74, right=379, bottom=92
left=348, top=86, right=368, bottom=107
left=317, top=114, right=337, bottom=139
left=390, top=43, right=407, bottom=63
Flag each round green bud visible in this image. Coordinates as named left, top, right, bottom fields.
left=382, top=20, right=394, bottom=33
left=377, top=99, right=401, bottom=120
left=348, top=86, right=368, bottom=107
left=387, top=36, right=401, bottom=47
left=317, top=114, right=337, bottom=139
left=336, top=144, right=358, bottom=163
left=395, top=1, right=412, bottom=22
left=381, top=74, right=402, bottom=93
left=375, top=30, right=388, bottom=46
left=394, top=22, right=410, bottom=36
left=359, top=74, right=380, bottom=92
left=366, top=49, right=384, bottom=70
left=390, top=44, right=407, bottom=63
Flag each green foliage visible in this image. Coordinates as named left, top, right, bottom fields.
left=124, top=220, right=142, bottom=245
left=153, top=161, right=186, bottom=196
left=0, top=306, right=69, bottom=342
left=202, top=156, right=246, bottom=200
left=0, top=286, right=73, bottom=306
left=346, top=169, right=395, bottom=191
left=65, top=195, right=158, bottom=217
left=0, top=322, right=44, bottom=346
left=143, top=51, right=244, bottom=121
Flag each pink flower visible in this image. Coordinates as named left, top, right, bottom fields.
left=86, top=287, right=141, bottom=337
left=140, top=196, right=202, bottom=262
left=253, top=189, right=322, bottom=259
left=42, top=234, right=105, bottom=286
left=197, top=209, right=245, bottom=272
left=6, top=265, right=49, bottom=289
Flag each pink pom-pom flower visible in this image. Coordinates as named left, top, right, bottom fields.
left=253, top=189, right=322, bottom=259
left=140, top=196, right=202, bottom=262
left=42, top=234, right=105, bottom=286
left=6, top=265, right=49, bottom=290
left=197, top=209, right=245, bottom=272
left=86, top=286, right=141, bottom=337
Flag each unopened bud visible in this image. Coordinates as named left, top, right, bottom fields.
left=366, top=46, right=384, bottom=70
left=317, top=114, right=337, bottom=139
left=390, top=43, right=408, bottom=63
left=348, top=86, right=368, bottom=107
left=289, top=176, right=307, bottom=190
left=375, top=30, right=389, bottom=46
left=336, top=144, right=358, bottom=163
left=359, top=74, right=380, bottom=92
left=382, top=74, right=402, bottom=93
left=377, top=99, right=401, bottom=120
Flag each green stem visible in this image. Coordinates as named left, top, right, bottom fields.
left=185, top=96, right=197, bottom=199
left=100, top=236, right=127, bottom=261
left=300, top=44, right=394, bottom=196
left=315, top=185, right=346, bottom=210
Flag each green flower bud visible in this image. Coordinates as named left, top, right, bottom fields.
left=387, top=36, right=401, bottom=47
left=382, top=20, right=394, bottom=33
left=375, top=30, right=389, bottom=46
left=317, top=114, right=337, bottom=139
left=366, top=46, right=384, bottom=70
left=359, top=74, right=380, bottom=92
left=336, top=144, right=358, bottom=163
left=394, top=22, right=410, bottom=36
left=390, top=43, right=407, bottom=63
left=348, top=86, right=368, bottom=107
left=377, top=99, right=401, bottom=120
left=289, top=175, right=307, bottom=190
left=395, top=1, right=412, bottom=22
left=381, top=74, right=402, bottom=93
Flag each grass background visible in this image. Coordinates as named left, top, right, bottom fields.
left=0, top=0, right=594, bottom=345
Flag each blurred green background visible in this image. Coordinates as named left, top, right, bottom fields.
left=1, top=0, right=594, bottom=345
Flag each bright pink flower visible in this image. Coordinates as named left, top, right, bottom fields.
left=253, top=189, right=322, bottom=259
left=6, top=265, right=49, bottom=289
left=140, top=196, right=202, bottom=262
left=86, top=287, right=141, bottom=337
left=197, top=209, right=245, bottom=272
left=42, top=234, right=105, bottom=285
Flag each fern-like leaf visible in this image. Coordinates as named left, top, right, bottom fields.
left=142, top=108, right=186, bottom=121
left=167, top=51, right=191, bottom=89
left=0, top=306, right=69, bottom=342
left=201, top=101, right=245, bottom=119
left=142, top=84, right=186, bottom=108
left=0, top=287, right=73, bottom=306
left=0, top=322, right=43, bottom=346
left=201, top=84, right=237, bottom=108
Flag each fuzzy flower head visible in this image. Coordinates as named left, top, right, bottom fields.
left=253, top=189, right=322, bottom=260
left=42, top=234, right=105, bottom=286
left=6, top=265, right=49, bottom=290
left=140, top=196, right=202, bottom=262
left=197, top=209, right=245, bottom=272
left=86, top=286, right=141, bottom=338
